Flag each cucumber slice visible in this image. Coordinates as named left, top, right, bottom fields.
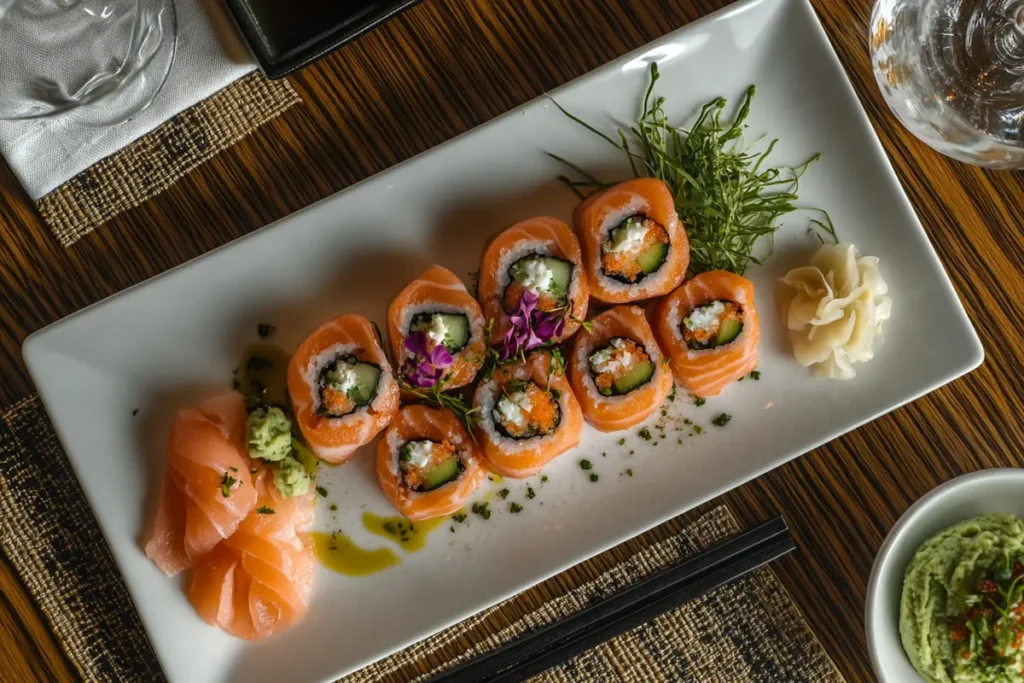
left=419, top=457, right=462, bottom=491
left=612, top=361, right=655, bottom=395
left=715, top=319, right=742, bottom=346
left=508, top=255, right=573, bottom=303
left=636, top=242, right=668, bottom=274
left=320, top=356, right=380, bottom=415
left=410, top=312, right=470, bottom=353
left=346, top=361, right=381, bottom=406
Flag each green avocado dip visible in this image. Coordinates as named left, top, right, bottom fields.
left=901, top=513, right=1024, bottom=683
left=244, top=406, right=316, bottom=498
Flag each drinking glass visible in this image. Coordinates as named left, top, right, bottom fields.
left=871, top=0, right=1024, bottom=168
left=0, top=0, right=177, bottom=124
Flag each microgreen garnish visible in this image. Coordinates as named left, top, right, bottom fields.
left=257, top=506, right=275, bottom=514
left=549, top=63, right=836, bottom=276
left=399, top=374, right=481, bottom=440
left=712, top=413, right=732, bottom=427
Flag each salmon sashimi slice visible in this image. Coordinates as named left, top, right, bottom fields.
left=287, top=314, right=400, bottom=464
left=376, top=405, right=487, bottom=521
left=478, top=217, right=590, bottom=345
left=568, top=305, right=673, bottom=432
left=145, top=393, right=257, bottom=575
left=653, top=270, right=760, bottom=397
left=144, top=471, right=190, bottom=576
left=188, top=468, right=315, bottom=641
left=574, top=178, right=689, bottom=304
left=472, top=351, right=583, bottom=478
left=387, top=265, right=487, bottom=391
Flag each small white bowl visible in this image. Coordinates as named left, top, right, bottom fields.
left=866, top=468, right=1024, bottom=682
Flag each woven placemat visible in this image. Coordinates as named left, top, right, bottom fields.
left=0, top=395, right=843, bottom=683
left=34, top=72, right=300, bottom=248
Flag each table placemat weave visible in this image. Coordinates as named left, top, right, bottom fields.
left=34, top=73, right=300, bottom=248
left=0, top=394, right=843, bottom=683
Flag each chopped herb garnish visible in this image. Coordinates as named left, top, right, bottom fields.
left=693, top=425, right=704, bottom=435
left=589, top=473, right=599, bottom=482
left=667, top=385, right=676, bottom=402
left=257, top=323, right=276, bottom=338
left=316, top=485, right=329, bottom=497
left=132, top=408, right=139, bottom=416
left=453, top=512, right=467, bottom=523
left=626, top=468, right=633, bottom=477
left=498, top=488, right=510, bottom=499
left=509, top=502, right=523, bottom=514
left=712, top=413, right=732, bottom=427
left=450, top=525, right=456, bottom=533
left=601, top=452, right=607, bottom=458
left=526, top=486, right=536, bottom=500
left=694, top=397, right=706, bottom=407
left=750, top=370, right=761, bottom=380
left=471, top=502, right=492, bottom=520
left=617, top=437, right=626, bottom=446
left=219, top=472, right=237, bottom=498
left=229, top=467, right=238, bottom=472
left=540, top=475, right=548, bottom=483
left=683, top=418, right=692, bottom=425
left=660, top=409, right=668, bottom=417
left=580, top=459, right=593, bottom=470
left=330, top=504, right=338, bottom=512
left=257, top=506, right=275, bottom=515
left=638, top=428, right=652, bottom=441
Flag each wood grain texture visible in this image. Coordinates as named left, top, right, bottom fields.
left=0, top=0, right=1019, bottom=680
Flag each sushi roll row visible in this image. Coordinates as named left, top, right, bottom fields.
left=285, top=177, right=761, bottom=521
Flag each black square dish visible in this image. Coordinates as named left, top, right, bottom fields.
left=225, top=0, right=422, bottom=79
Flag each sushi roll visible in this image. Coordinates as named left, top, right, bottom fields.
left=287, top=314, right=400, bottom=463
left=472, top=351, right=583, bottom=478
left=478, top=217, right=590, bottom=347
left=387, top=265, right=486, bottom=390
left=653, top=270, right=760, bottom=398
left=574, top=178, right=689, bottom=303
left=376, top=406, right=487, bottom=521
left=568, top=305, right=673, bottom=432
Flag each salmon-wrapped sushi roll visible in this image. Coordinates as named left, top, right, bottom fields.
left=472, top=351, right=583, bottom=478
left=574, top=178, right=688, bottom=303
left=568, top=306, right=673, bottom=432
left=376, top=406, right=487, bottom=521
left=387, top=265, right=486, bottom=390
left=653, top=271, right=760, bottom=398
left=287, top=314, right=400, bottom=463
left=478, top=217, right=589, bottom=346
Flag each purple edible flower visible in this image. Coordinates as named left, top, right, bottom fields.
left=400, top=331, right=454, bottom=388
left=499, top=291, right=567, bottom=360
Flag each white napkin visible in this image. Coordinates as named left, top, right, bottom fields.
left=0, top=0, right=255, bottom=200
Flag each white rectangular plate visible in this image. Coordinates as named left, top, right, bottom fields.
left=23, top=0, right=982, bottom=681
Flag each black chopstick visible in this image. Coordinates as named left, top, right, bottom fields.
left=427, top=516, right=795, bottom=683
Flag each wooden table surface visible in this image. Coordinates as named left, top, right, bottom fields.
left=2, top=0, right=1021, bottom=680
